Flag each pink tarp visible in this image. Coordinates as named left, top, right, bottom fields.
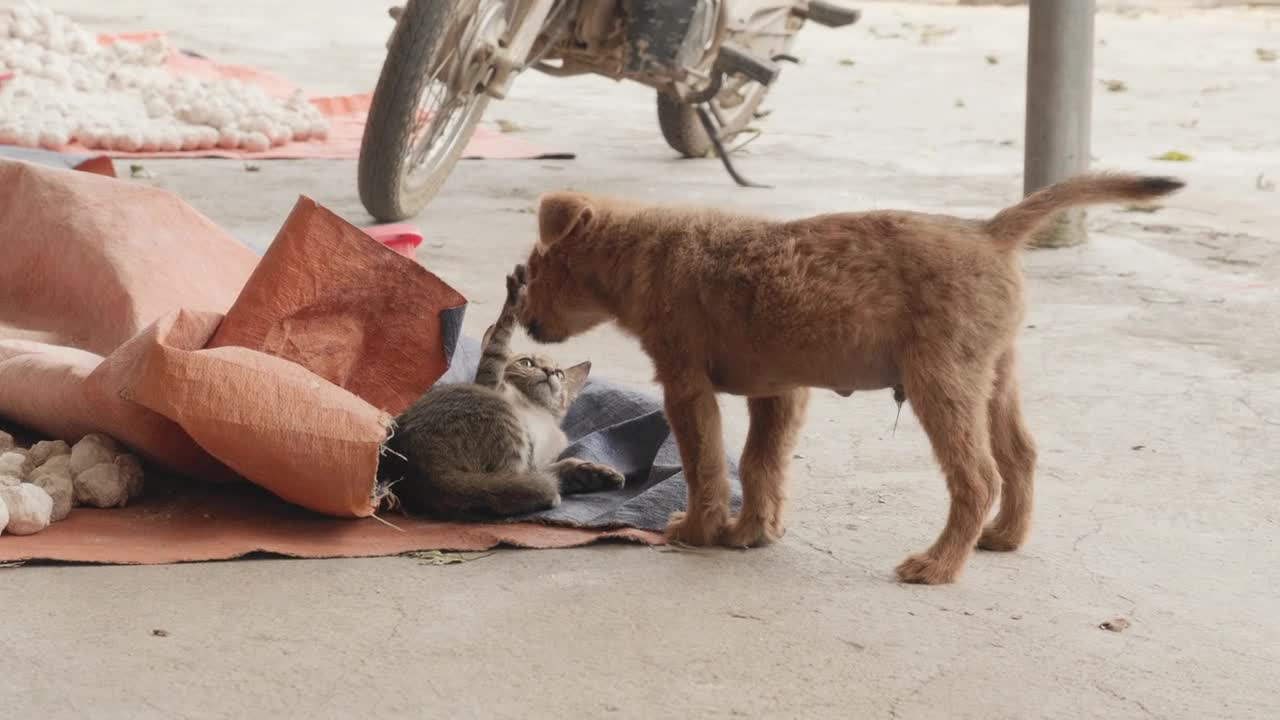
left=13, top=31, right=573, bottom=161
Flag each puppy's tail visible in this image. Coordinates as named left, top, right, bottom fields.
left=985, top=173, right=1185, bottom=250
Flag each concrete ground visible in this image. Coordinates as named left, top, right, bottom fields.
left=4, top=2, right=1279, bottom=718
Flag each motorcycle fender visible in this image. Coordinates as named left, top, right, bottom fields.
left=622, top=0, right=717, bottom=76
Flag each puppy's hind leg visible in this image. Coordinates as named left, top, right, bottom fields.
left=722, top=389, right=810, bottom=548
left=895, top=360, right=1001, bottom=585
left=978, top=348, right=1037, bottom=551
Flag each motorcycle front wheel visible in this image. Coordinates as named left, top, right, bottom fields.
left=358, top=0, right=507, bottom=221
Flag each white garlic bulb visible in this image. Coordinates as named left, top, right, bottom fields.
left=242, top=131, right=269, bottom=152
left=38, top=127, right=68, bottom=150
left=14, top=128, right=40, bottom=148
left=217, top=128, right=242, bottom=149
left=265, top=123, right=290, bottom=146
left=144, top=96, right=169, bottom=118
left=0, top=4, right=328, bottom=156
left=0, top=483, right=53, bottom=535
left=159, top=131, right=182, bottom=151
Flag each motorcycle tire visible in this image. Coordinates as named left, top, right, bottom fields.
left=358, top=0, right=488, bottom=222
left=656, top=82, right=769, bottom=159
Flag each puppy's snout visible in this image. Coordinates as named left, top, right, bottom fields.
left=526, top=320, right=542, bottom=341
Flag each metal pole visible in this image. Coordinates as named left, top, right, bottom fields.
left=1024, top=0, right=1095, bottom=248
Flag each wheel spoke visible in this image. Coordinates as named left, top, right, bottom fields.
left=392, top=1, right=506, bottom=202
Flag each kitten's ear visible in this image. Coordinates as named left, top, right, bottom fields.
left=481, top=323, right=497, bottom=349
left=538, top=193, right=594, bottom=249
left=563, top=361, right=592, bottom=401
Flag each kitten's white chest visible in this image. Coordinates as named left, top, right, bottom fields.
left=513, top=400, right=568, bottom=468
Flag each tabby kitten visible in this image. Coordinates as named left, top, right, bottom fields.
left=384, top=268, right=625, bottom=519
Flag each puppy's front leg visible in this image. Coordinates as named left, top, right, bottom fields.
left=663, top=386, right=730, bottom=546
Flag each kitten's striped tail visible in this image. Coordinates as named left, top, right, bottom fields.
left=427, top=469, right=560, bottom=517
left=985, top=173, right=1185, bottom=251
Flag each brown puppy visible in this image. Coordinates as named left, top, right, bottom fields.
left=515, top=174, right=1184, bottom=584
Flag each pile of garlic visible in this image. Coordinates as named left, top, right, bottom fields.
left=0, top=2, right=329, bottom=153
left=0, top=430, right=145, bottom=536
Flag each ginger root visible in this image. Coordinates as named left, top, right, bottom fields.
left=74, top=462, right=130, bottom=508
left=32, top=470, right=73, bottom=522
left=30, top=454, right=70, bottom=482
left=0, top=433, right=148, bottom=526
left=115, top=454, right=145, bottom=500
left=0, top=451, right=26, bottom=479
left=69, top=435, right=116, bottom=476
left=24, top=439, right=71, bottom=474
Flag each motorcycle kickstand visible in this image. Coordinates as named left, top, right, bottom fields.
left=694, top=104, right=772, bottom=189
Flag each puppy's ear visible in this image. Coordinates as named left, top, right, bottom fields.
left=538, top=193, right=594, bottom=249
left=562, top=361, right=591, bottom=403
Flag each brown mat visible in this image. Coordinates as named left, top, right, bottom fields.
left=0, top=480, right=661, bottom=565
left=0, top=159, right=659, bottom=563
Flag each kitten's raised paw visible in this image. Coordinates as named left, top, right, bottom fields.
left=895, top=552, right=960, bottom=585
left=720, top=514, right=784, bottom=548
left=505, top=265, right=528, bottom=307
left=665, top=510, right=724, bottom=547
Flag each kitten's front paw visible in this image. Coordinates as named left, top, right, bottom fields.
left=506, top=265, right=528, bottom=306
left=664, top=510, right=725, bottom=547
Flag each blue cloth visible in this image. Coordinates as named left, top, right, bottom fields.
left=0, top=145, right=97, bottom=170
left=437, top=336, right=742, bottom=530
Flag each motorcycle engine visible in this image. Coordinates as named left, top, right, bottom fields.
left=623, top=0, right=721, bottom=79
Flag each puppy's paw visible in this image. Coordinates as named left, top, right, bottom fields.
left=665, top=510, right=724, bottom=547
left=895, top=552, right=960, bottom=585
left=720, top=514, right=784, bottom=548
left=977, top=524, right=1025, bottom=552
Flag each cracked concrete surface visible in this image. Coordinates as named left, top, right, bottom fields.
left=2, top=2, right=1278, bottom=718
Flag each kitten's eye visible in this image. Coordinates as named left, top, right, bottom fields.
left=554, top=369, right=564, bottom=379
left=518, top=358, right=534, bottom=368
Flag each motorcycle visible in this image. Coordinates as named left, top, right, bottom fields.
left=358, top=0, right=861, bottom=222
